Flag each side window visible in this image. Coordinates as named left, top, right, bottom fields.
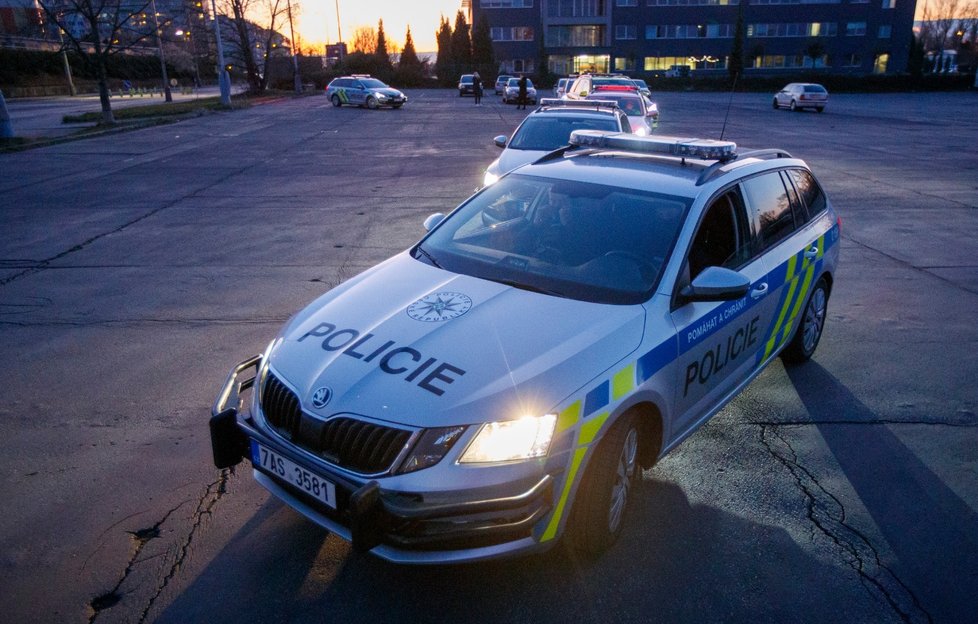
left=686, top=188, right=751, bottom=282
left=743, top=172, right=797, bottom=251
left=787, top=169, right=827, bottom=222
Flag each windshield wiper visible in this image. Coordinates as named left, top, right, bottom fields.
left=415, top=246, right=442, bottom=268
left=487, top=277, right=563, bottom=297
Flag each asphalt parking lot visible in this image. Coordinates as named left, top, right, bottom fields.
left=1, top=88, right=976, bottom=624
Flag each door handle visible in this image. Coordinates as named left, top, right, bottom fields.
left=750, top=283, right=768, bottom=300
left=804, top=245, right=819, bottom=260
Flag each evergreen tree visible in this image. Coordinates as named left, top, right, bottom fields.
left=450, top=10, right=472, bottom=78
left=435, top=16, right=454, bottom=86
left=471, top=14, right=496, bottom=78
left=397, top=26, right=426, bottom=86
left=375, top=19, right=394, bottom=80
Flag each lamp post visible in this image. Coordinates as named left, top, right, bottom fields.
left=210, top=0, right=231, bottom=105
left=287, top=0, right=302, bottom=93
left=150, top=0, right=173, bottom=101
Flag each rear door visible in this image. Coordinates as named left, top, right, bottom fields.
left=743, top=169, right=828, bottom=365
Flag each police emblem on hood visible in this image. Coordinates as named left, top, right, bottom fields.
left=406, top=292, right=472, bottom=322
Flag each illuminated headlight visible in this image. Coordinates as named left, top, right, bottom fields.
left=376, top=93, right=388, bottom=100
left=398, top=426, right=467, bottom=474
left=459, top=414, right=557, bottom=464
left=483, top=170, right=500, bottom=186
left=634, top=125, right=649, bottom=136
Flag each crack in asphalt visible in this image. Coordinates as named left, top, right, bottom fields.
left=133, top=468, right=235, bottom=624
left=87, top=501, right=188, bottom=623
left=757, top=423, right=933, bottom=624
left=87, top=468, right=235, bottom=623
left=844, top=235, right=978, bottom=297
left=0, top=317, right=287, bottom=328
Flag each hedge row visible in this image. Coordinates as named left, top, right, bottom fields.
left=0, top=48, right=192, bottom=89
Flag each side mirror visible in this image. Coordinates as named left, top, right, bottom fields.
left=493, top=135, right=508, bottom=148
left=680, top=266, right=750, bottom=303
left=423, top=213, right=446, bottom=232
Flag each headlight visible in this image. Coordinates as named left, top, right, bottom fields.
left=634, top=125, right=649, bottom=136
left=483, top=170, right=500, bottom=186
left=398, top=426, right=467, bottom=474
left=376, top=93, right=388, bottom=100
left=459, top=414, right=557, bottom=464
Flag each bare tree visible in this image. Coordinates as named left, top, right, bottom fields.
left=920, top=0, right=978, bottom=69
left=37, top=0, right=159, bottom=124
left=218, top=0, right=290, bottom=93
left=351, top=26, right=376, bottom=54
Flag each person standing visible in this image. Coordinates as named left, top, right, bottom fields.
left=473, top=71, right=483, bottom=106
left=517, top=74, right=528, bottom=110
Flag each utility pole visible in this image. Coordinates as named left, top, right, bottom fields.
left=287, top=0, right=302, bottom=93
left=210, top=0, right=231, bottom=105
left=150, top=0, right=173, bottom=102
left=55, top=22, right=76, bottom=96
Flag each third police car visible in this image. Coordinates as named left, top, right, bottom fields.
left=210, top=132, right=840, bottom=563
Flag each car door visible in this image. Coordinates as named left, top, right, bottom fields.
left=349, top=80, right=366, bottom=105
left=749, top=168, right=830, bottom=364
left=669, top=186, right=779, bottom=436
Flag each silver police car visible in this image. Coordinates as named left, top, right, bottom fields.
left=210, top=132, right=840, bottom=563
left=326, top=75, right=407, bottom=109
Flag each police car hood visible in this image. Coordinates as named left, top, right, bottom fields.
left=369, top=87, right=403, bottom=97
left=268, top=252, right=645, bottom=428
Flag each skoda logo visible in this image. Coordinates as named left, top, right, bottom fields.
left=310, top=386, right=332, bottom=409
left=407, top=292, right=473, bottom=322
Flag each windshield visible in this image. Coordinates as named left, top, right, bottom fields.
left=414, top=174, right=688, bottom=304
left=361, top=79, right=388, bottom=89
left=509, top=115, right=620, bottom=151
left=508, top=78, right=534, bottom=88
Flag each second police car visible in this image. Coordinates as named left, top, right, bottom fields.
left=211, top=132, right=840, bottom=563
left=326, top=75, right=407, bottom=109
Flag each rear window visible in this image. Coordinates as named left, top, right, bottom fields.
left=804, top=85, right=827, bottom=93
left=509, top=115, right=621, bottom=151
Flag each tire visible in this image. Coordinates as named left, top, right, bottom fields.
left=366, top=96, right=378, bottom=110
left=392, top=104, right=402, bottom=109
left=568, top=412, right=639, bottom=557
left=816, top=106, right=825, bottom=113
left=459, top=90, right=464, bottom=97
left=772, top=98, right=779, bottom=109
left=331, top=94, right=341, bottom=107
left=789, top=100, right=798, bottom=111
left=782, top=276, right=829, bottom=364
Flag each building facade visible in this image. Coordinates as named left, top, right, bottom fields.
left=473, top=0, right=918, bottom=77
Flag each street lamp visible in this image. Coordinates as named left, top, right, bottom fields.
left=287, top=0, right=302, bottom=93
left=210, top=0, right=231, bottom=105
left=149, top=0, right=173, bottom=102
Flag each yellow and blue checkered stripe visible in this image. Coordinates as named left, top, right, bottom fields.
left=538, top=224, right=838, bottom=542
left=756, top=233, right=826, bottom=364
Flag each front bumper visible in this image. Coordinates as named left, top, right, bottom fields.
left=210, top=356, right=556, bottom=563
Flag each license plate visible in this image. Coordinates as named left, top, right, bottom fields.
left=251, top=440, right=337, bottom=509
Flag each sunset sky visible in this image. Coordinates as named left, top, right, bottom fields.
left=296, top=0, right=465, bottom=53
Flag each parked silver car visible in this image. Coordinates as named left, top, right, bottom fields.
left=773, top=83, right=828, bottom=112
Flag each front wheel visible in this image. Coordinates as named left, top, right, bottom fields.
left=392, top=104, right=403, bottom=109
left=789, top=100, right=799, bottom=112
left=366, top=96, right=378, bottom=110
left=331, top=94, right=341, bottom=107
left=772, top=98, right=779, bottom=109
left=568, top=412, right=639, bottom=557
left=782, top=276, right=829, bottom=364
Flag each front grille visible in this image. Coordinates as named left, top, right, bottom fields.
left=260, top=372, right=413, bottom=475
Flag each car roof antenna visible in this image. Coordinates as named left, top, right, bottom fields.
left=719, top=71, right=739, bottom=141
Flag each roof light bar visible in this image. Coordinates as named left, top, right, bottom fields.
left=539, top=98, right=619, bottom=110
left=568, top=131, right=738, bottom=161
